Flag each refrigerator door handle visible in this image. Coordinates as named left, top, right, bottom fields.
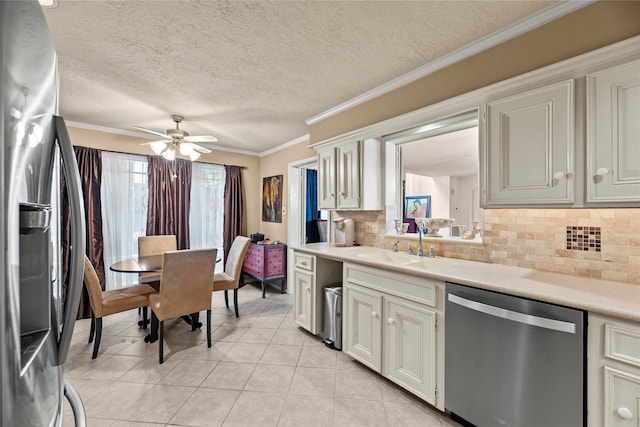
left=54, top=116, right=86, bottom=366
left=64, top=381, right=87, bottom=427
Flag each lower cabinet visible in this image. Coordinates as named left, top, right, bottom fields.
left=588, top=313, right=640, bottom=427
left=291, top=250, right=343, bottom=335
left=343, top=263, right=444, bottom=410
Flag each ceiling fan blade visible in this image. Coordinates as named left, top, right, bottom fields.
left=192, top=144, right=212, bottom=154
left=184, top=135, right=218, bottom=143
left=133, top=126, right=171, bottom=140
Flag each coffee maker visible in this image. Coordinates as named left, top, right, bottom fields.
left=333, top=218, right=354, bottom=247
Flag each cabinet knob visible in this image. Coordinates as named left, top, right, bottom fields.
left=387, top=318, right=394, bottom=325
left=595, top=167, right=609, bottom=177
left=553, top=171, right=565, bottom=180
left=371, top=311, right=377, bottom=318
left=617, top=407, right=633, bottom=420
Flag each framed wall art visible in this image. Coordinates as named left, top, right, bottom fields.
left=262, top=175, right=283, bottom=223
left=404, top=195, right=431, bottom=220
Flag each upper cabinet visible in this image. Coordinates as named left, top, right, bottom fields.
left=587, top=59, right=640, bottom=204
left=316, top=138, right=382, bottom=210
left=481, top=55, right=640, bottom=208
left=483, top=80, right=575, bottom=206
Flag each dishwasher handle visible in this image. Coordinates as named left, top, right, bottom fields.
left=447, top=293, right=576, bottom=334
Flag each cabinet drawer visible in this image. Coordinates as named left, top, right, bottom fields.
left=293, top=252, right=314, bottom=272
left=605, top=323, right=640, bottom=369
left=344, top=263, right=439, bottom=308
left=604, top=366, right=640, bottom=427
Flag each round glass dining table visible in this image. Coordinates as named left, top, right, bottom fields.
left=110, top=254, right=221, bottom=273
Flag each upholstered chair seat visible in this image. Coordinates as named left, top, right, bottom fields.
left=83, top=256, right=157, bottom=359
left=213, top=236, right=251, bottom=317
left=148, top=248, right=217, bottom=363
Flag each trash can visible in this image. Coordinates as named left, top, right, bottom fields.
left=322, top=285, right=343, bottom=350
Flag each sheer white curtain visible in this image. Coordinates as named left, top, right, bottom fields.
left=101, top=152, right=149, bottom=290
left=190, top=162, right=225, bottom=272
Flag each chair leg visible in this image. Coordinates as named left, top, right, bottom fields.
left=142, top=306, right=149, bottom=329
left=89, top=314, right=96, bottom=343
left=206, top=310, right=212, bottom=348
left=92, top=317, right=102, bottom=359
left=234, top=289, right=239, bottom=318
left=159, top=320, right=164, bottom=364
left=224, top=290, right=229, bottom=308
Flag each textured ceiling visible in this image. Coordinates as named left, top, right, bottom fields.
left=43, top=1, right=557, bottom=155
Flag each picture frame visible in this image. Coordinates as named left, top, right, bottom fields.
left=262, top=175, right=283, bottom=223
left=403, top=195, right=431, bottom=220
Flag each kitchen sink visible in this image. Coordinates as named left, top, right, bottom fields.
left=356, top=251, right=457, bottom=268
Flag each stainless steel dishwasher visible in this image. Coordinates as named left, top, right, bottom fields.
left=445, top=282, right=585, bottom=427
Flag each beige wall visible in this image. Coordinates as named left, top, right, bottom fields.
left=69, top=126, right=316, bottom=245
left=68, top=126, right=261, bottom=235
left=257, top=139, right=317, bottom=244
left=309, top=1, right=640, bottom=143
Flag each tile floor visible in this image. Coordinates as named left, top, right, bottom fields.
left=63, top=284, right=462, bottom=427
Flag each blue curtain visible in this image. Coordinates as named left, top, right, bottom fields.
left=305, top=169, right=321, bottom=243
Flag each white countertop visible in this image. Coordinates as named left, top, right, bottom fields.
left=292, top=243, right=640, bottom=323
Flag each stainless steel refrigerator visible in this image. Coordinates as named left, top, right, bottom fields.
left=1, top=1, right=86, bottom=426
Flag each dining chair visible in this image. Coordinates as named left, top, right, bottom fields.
left=83, top=255, right=157, bottom=359
left=137, top=235, right=177, bottom=289
left=213, top=236, right=251, bottom=318
left=148, top=248, right=217, bottom=364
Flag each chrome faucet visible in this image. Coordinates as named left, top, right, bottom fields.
left=426, top=246, right=437, bottom=258
left=416, top=225, right=426, bottom=256
left=392, top=240, right=400, bottom=252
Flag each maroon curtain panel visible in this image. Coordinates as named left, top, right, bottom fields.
left=223, top=165, right=244, bottom=259
left=61, top=146, right=103, bottom=319
left=146, top=156, right=192, bottom=250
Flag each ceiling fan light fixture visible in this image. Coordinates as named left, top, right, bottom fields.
left=150, top=141, right=167, bottom=155
left=162, top=146, right=176, bottom=161
left=179, top=142, right=193, bottom=156
left=188, top=151, right=201, bottom=161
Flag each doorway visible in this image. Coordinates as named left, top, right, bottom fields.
left=288, top=158, right=329, bottom=248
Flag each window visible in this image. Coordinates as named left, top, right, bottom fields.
left=190, top=163, right=225, bottom=272
left=384, top=110, right=483, bottom=241
left=101, top=152, right=148, bottom=289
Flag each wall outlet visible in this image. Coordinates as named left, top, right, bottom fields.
left=365, top=221, right=379, bottom=233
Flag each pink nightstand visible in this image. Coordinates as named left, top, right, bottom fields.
left=241, top=243, right=287, bottom=298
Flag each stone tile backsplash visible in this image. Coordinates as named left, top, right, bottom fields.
left=338, top=208, right=640, bottom=285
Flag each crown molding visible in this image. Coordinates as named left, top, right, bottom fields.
left=305, top=0, right=596, bottom=126
left=259, top=134, right=309, bottom=157
left=65, top=121, right=262, bottom=156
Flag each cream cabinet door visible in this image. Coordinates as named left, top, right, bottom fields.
left=293, top=269, right=314, bottom=332
left=344, top=284, right=382, bottom=372
left=484, top=80, right=574, bottom=206
left=587, top=59, right=640, bottom=204
left=603, top=366, right=640, bottom=427
left=317, top=147, right=336, bottom=209
left=336, top=140, right=360, bottom=209
left=383, top=296, right=437, bottom=406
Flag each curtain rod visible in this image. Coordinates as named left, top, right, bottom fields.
left=79, top=146, right=247, bottom=169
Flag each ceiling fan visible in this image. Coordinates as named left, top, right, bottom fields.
left=134, top=115, right=218, bottom=161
